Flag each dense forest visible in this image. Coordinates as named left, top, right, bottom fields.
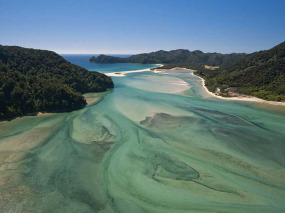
left=195, top=41, right=285, bottom=101
left=89, top=49, right=246, bottom=70
left=0, top=45, right=114, bottom=120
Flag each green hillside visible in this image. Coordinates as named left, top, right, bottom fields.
left=0, top=45, right=114, bottom=120
left=89, top=49, right=246, bottom=70
left=196, top=41, right=285, bottom=101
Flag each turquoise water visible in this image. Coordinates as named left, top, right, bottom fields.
left=0, top=58, right=285, bottom=212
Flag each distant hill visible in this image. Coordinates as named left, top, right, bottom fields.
left=196, top=41, right=285, bottom=101
left=0, top=45, right=114, bottom=120
left=89, top=49, right=246, bottom=70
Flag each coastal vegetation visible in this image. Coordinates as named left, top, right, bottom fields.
left=0, top=45, right=114, bottom=120
left=195, top=41, right=285, bottom=101
left=90, top=42, right=285, bottom=102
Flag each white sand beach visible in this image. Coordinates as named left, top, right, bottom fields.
left=191, top=72, right=285, bottom=106
left=106, top=64, right=163, bottom=77
left=152, top=66, right=189, bottom=73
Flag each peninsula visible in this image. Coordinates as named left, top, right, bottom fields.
left=0, top=45, right=114, bottom=120
left=89, top=49, right=246, bottom=72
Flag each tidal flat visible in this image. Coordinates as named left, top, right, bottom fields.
left=0, top=66, right=285, bottom=213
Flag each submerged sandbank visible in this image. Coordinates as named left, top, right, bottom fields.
left=125, top=75, right=190, bottom=94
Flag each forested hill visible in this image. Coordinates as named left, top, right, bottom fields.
left=89, top=49, right=246, bottom=69
left=0, top=45, right=113, bottom=120
left=196, top=41, right=285, bottom=101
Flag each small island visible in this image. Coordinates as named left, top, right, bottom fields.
left=0, top=45, right=114, bottom=120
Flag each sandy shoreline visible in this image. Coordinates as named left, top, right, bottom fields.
left=0, top=112, right=53, bottom=124
left=149, top=67, right=285, bottom=106
left=191, top=72, right=285, bottom=106
left=0, top=92, right=105, bottom=123
left=106, top=64, right=163, bottom=77
left=152, top=66, right=189, bottom=73
left=2, top=65, right=283, bottom=124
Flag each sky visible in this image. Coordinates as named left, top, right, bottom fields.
left=0, top=0, right=284, bottom=54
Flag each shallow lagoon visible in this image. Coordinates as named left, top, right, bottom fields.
left=0, top=62, right=285, bottom=212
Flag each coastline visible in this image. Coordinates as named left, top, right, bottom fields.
left=0, top=92, right=107, bottom=123
left=149, top=66, right=285, bottom=106
left=0, top=112, right=53, bottom=124
left=106, top=64, right=163, bottom=77
left=191, top=72, right=285, bottom=106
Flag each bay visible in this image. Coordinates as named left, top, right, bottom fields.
left=0, top=56, right=284, bottom=213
